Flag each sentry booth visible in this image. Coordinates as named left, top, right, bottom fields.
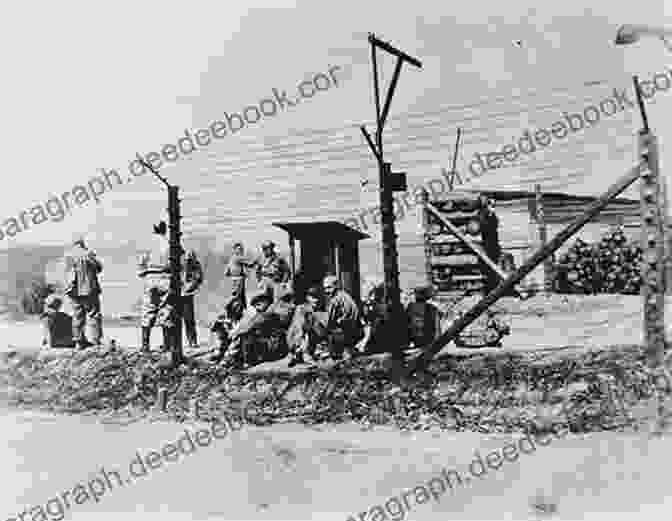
left=273, top=221, right=369, bottom=302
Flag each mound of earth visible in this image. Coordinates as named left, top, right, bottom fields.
left=0, top=341, right=669, bottom=435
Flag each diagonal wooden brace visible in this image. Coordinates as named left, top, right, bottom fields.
left=408, top=162, right=645, bottom=375
left=426, top=202, right=523, bottom=299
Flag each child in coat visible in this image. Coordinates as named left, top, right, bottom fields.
left=41, top=294, right=75, bottom=348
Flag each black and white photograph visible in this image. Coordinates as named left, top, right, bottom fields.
left=0, top=1, right=671, bottom=519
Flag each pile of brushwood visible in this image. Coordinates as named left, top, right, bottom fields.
left=553, top=228, right=643, bottom=295
left=0, top=343, right=668, bottom=434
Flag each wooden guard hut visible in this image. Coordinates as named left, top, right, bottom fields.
left=273, top=221, right=369, bottom=301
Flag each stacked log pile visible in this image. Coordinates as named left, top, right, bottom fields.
left=553, top=229, right=643, bottom=295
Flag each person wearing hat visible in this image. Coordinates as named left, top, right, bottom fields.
left=41, top=294, right=75, bottom=348
left=269, top=286, right=296, bottom=329
left=209, top=295, right=246, bottom=362
left=137, top=221, right=175, bottom=352
left=181, top=248, right=204, bottom=348
left=64, top=238, right=103, bottom=349
left=225, top=241, right=252, bottom=307
left=323, top=275, right=363, bottom=360
left=286, top=285, right=328, bottom=366
left=355, top=278, right=390, bottom=355
left=253, top=240, right=291, bottom=302
left=222, top=288, right=287, bottom=368
left=406, top=285, right=441, bottom=349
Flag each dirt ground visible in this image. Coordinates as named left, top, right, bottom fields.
left=1, top=293, right=671, bottom=520
left=2, top=294, right=668, bottom=354
left=2, top=407, right=672, bottom=520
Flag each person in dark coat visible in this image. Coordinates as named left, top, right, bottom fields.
left=210, top=295, right=245, bottom=361
left=286, top=286, right=328, bottom=366
left=323, top=275, right=363, bottom=360
left=253, top=240, right=291, bottom=301
left=181, top=249, right=204, bottom=348
left=406, top=286, right=441, bottom=349
left=41, top=294, right=75, bottom=348
left=137, top=221, right=174, bottom=352
left=478, top=196, right=501, bottom=293
left=65, top=238, right=103, bottom=349
left=222, top=289, right=289, bottom=368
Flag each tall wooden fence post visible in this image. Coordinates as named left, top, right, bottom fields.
left=639, top=130, right=666, bottom=367
left=535, top=184, right=553, bottom=293
left=421, top=188, right=433, bottom=289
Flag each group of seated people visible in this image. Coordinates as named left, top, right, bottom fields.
left=209, top=275, right=442, bottom=369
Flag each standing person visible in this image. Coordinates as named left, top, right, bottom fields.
left=323, top=275, right=362, bottom=360
left=254, top=240, right=291, bottom=301
left=225, top=241, right=251, bottom=307
left=182, top=249, right=204, bottom=348
left=478, top=195, right=501, bottom=293
left=65, top=238, right=103, bottom=349
left=406, top=286, right=441, bottom=349
left=137, top=221, right=174, bottom=352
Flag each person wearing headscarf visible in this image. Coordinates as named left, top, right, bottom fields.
left=64, top=238, right=103, bottom=349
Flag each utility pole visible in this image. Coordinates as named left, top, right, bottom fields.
left=360, top=33, right=422, bottom=357
left=534, top=184, right=553, bottom=293
left=139, top=159, right=185, bottom=365
left=630, top=75, right=668, bottom=433
left=632, top=76, right=666, bottom=368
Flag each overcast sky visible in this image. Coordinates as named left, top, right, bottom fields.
left=0, top=0, right=669, bottom=251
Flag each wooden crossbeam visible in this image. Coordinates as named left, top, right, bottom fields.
left=425, top=202, right=522, bottom=298
left=408, top=162, right=645, bottom=375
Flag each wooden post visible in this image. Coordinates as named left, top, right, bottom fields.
left=409, top=162, right=645, bottom=374
left=639, top=131, right=666, bottom=367
left=156, top=387, right=168, bottom=412
left=661, top=181, right=671, bottom=296
left=334, top=242, right=341, bottom=285
left=288, top=236, right=296, bottom=279
left=168, top=186, right=184, bottom=365
left=535, top=184, right=553, bottom=293
left=421, top=188, right=433, bottom=288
